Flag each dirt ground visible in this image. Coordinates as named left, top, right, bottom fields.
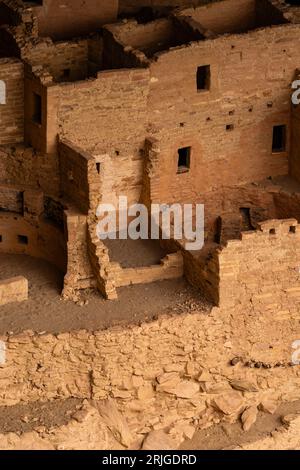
left=180, top=400, right=300, bottom=450
left=0, top=398, right=82, bottom=434
left=0, top=253, right=211, bottom=335
left=104, top=238, right=168, bottom=268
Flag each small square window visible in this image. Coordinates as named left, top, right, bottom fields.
left=18, top=235, right=28, bottom=245
left=272, top=125, right=286, bottom=153
left=177, top=147, right=191, bottom=174
left=226, top=124, right=234, bottom=131
left=196, top=65, right=210, bottom=91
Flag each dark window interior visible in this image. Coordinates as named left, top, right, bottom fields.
left=239, top=207, right=254, bottom=231
left=32, top=92, right=42, bottom=124
left=272, top=125, right=286, bottom=152
left=18, top=235, right=28, bottom=245
left=62, top=68, right=71, bottom=80
left=177, top=147, right=191, bottom=173
left=214, top=216, right=222, bottom=244
left=197, top=65, right=210, bottom=91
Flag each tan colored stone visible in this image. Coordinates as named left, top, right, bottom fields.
left=230, top=379, right=258, bottom=393
left=241, top=405, right=258, bottom=432
left=137, top=384, right=154, bottom=400
left=212, top=391, right=244, bottom=415
left=142, top=430, right=177, bottom=450
left=97, top=398, right=133, bottom=448
left=259, top=399, right=278, bottom=415
left=162, top=380, right=199, bottom=399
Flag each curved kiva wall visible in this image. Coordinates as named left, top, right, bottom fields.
left=0, top=213, right=67, bottom=272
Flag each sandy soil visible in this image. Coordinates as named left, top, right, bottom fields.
left=180, top=400, right=300, bottom=450
left=0, top=253, right=211, bottom=334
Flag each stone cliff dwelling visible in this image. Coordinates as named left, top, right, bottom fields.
left=1, top=0, right=300, bottom=314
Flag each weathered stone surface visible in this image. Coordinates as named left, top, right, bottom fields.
left=162, top=380, right=199, bottom=399
left=259, top=399, right=278, bottom=415
left=97, top=398, right=133, bottom=448
left=142, top=430, right=177, bottom=450
left=212, top=392, right=244, bottom=415
left=230, top=379, right=258, bottom=393
left=241, top=406, right=258, bottom=432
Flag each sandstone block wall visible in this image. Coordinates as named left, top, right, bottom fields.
left=0, top=58, right=24, bottom=145
left=111, top=252, right=184, bottom=287
left=145, top=23, right=294, bottom=205
left=290, top=85, right=300, bottom=183
left=44, top=68, right=150, bottom=206
left=24, top=39, right=90, bottom=83
left=217, top=218, right=300, bottom=309
left=63, top=211, right=96, bottom=299
left=0, top=276, right=28, bottom=306
left=0, top=184, right=23, bottom=213
left=59, top=141, right=93, bottom=214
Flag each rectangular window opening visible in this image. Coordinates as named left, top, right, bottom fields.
left=32, top=92, right=42, bottom=124
left=197, top=65, right=210, bottom=91
left=18, top=235, right=28, bottom=245
left=62, top=68, right=71, bottom=80
left=177, top=147, right=191, bottom=174
left=0, top=235, right=2, bottom=242
left=96, top=162, right=101, bottom=174
left=239, top=207, right=254, bottom=231
left=272, top=125, right=286, bottom=153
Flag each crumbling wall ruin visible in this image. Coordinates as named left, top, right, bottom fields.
left=216, top=218, right=300, bottom=309
left=0, top=301, right=300, bottom=447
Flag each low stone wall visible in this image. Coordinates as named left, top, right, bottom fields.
left=0, top=276, right=28, bottom=306
left=217, top=218, right=300, bottom=309
left=111, top=252, right=183, bottom=287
